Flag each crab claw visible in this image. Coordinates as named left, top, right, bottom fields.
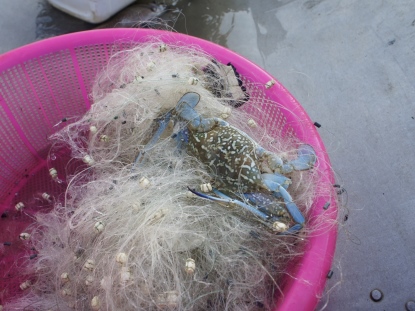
left=280, top=144, right=317, bottom=174
left=261, top=173, right=292, bottom=190
left=274, top=185, right=305, bottom=232
left=133, top=110, right=173, bottom=168
left=133, top=93, right=202, bottom=167
left=175, top=92, right=200, bottom=114
left=175, top=92, right=226, bottom=133
left=175, top=92, right=208, bottom=131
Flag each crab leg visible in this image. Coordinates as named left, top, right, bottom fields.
left=188, top=187, right=304, bottom=233
left=187, top=187, right=273, bottom=223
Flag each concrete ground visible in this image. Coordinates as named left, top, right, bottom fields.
left=1, top=0, right=414, bottom=310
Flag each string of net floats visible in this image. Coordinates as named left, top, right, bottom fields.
left=5, top=41, right=319, bottom=311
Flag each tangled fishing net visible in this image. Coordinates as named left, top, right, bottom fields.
left=4, top=41, right=318, bottom=311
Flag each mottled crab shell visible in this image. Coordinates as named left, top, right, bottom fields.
left=187, top=122, right=266, bottom=192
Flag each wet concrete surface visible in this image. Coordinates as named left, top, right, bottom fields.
left=1, top=0, right=415, bottom=310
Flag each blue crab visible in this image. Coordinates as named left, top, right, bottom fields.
left=136, top=92, right=317, bottom=233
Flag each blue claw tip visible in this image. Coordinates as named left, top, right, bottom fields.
left=289, top=144, right=317, bottom=171
left=175, top=92, right=201, bottom=112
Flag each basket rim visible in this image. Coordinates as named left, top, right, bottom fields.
left=0, top=28, right=337, bottom=311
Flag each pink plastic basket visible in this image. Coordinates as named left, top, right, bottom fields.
left=0, top=29, right=337, bottom=310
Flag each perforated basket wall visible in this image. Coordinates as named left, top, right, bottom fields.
left=0, top=29, right=337, bottom=311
